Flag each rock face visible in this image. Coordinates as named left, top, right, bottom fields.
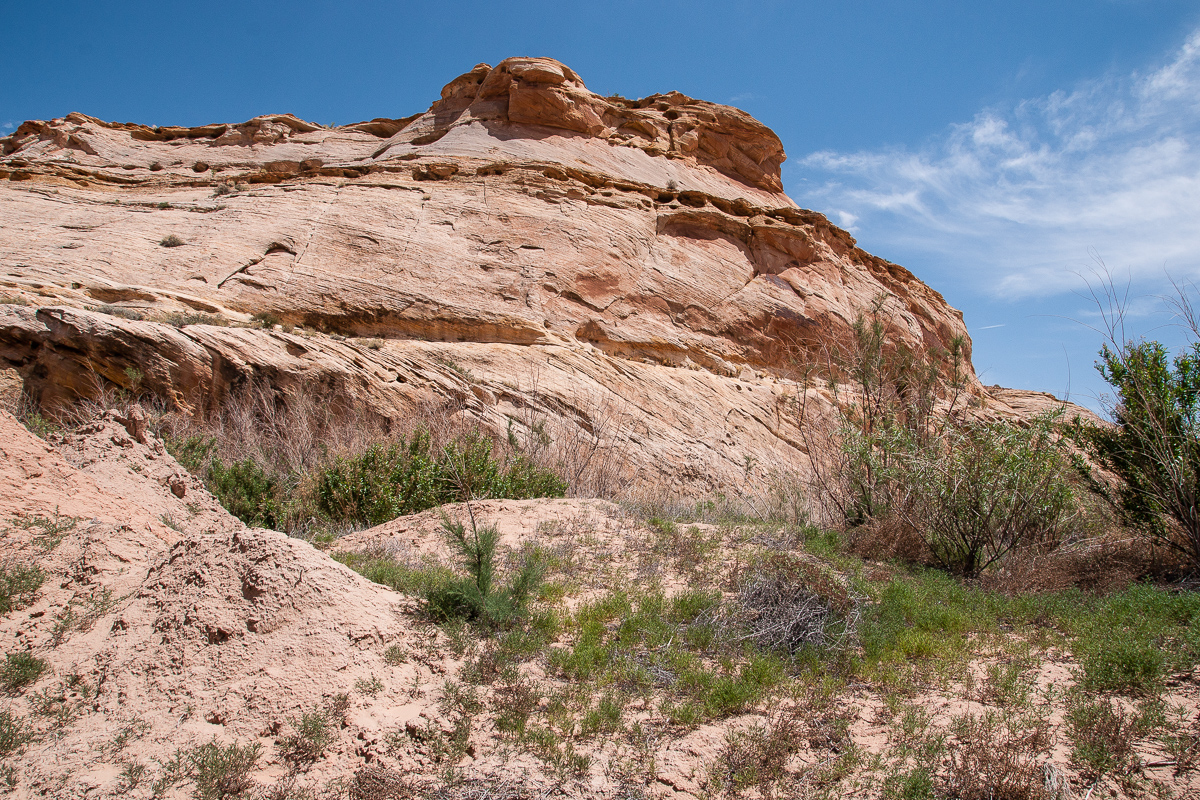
left=0, top=57, right=999, bottom=495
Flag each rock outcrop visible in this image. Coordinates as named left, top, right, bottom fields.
left=0, top=57, right=1014, bottom=495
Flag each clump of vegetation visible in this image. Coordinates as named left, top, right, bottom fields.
left=0, top=710, right=30, bottom=758
left=279, top=706, right=335, bottom=764
left=0, top=653, right=46, bottom=693
left=733, top=553, right=859, bottom=656
left=423, top=514, right=545, bottom=628
left=0, top=564, right=45, bottom=615
left=156, top=738, right=261, bottom=799
left=206, top=455, right=281, bottom=529
left=315, top=431, right=565, bottom=528
left=903, top=413, right=1075, bottom=576
left=249, top=311, right=281, bottom=329
left=95, top=304, right=146, bottom=321
left=159, top=234, right=185, bottom=248
left=161, top=311, right=225, bottom=328
left=161, top=381, right=565, bottom=533
left=1073, top=337, right=1200, bottom=571
left=1066, top=695, right=1142, bottom=782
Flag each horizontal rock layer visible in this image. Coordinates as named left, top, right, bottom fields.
left=0, top=57, right=998, bottom=495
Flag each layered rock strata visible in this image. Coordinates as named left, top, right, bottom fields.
left=0, top=57, right=1004, bottom=495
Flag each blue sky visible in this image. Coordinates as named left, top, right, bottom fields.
left=3, top=0, right=1199, bottom=411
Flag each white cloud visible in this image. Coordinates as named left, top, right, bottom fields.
left=793, top=28, right=1200, bottom=300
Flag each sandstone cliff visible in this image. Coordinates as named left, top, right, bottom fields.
left=0, top=57, right=1017, bottom=495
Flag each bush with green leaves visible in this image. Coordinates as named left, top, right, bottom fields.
left=1072, top=337, right=1200, bottom=569
left=315, top=431, right=565, bottom=527
left=206, top=456, right=281, bottom=529
left=1, top=653, right=46, bottom=693
left=0, top=710, right=30, bottom=757
left=156, top=738, right=261, bottom=799
left=901, top=413, right=1075, bottom=576
left=279, top=707, right=335, bottom=764
left=424, top=514, right=545, bottom=628
left=0, top=564, right=44, bottom=615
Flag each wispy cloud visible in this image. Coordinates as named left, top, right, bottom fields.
left=793, top=29, right=1200, bottom=300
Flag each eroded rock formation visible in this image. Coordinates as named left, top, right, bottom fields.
left=0, top=57, right=1003, bottom=495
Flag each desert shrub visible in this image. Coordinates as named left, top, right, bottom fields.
left=1, top=653, right=46, bottom=693
left=315, top=431, right=565, bottom=527
left=0, top=564, right=45, bottom=615
left=1066, top=696, right=1141, bottom=781
left=159, top=234, right=185, bottom=248
left=187, top=738, right=261, bottom=799
left=0, top=710, right=30, bottom=757
left=901, top=414, right=1075, bottom=576
left=734, top=553, right=859, bottom=656
left=712, top=707, right=805, bottom=796
left=942, top=710, right=1053, bottom=800
left=96, top=304, right=146, bottom=321
left=798, top=296, right=1069, bottom=579
left=803, top=297, right=968, bottom=527
left=161, top=311, right=225, bottom=328
left=1072, top=336, right=1200, bottom=570
left=280, top=706, right=335, bottom=763
left=424, top=515, right=546, bottom=628
left=250, top=311, right=281, bottom=329
left=206, top=456, right=281, bottom=528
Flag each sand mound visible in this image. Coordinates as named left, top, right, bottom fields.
left=0, top=412, right=447, bottom=798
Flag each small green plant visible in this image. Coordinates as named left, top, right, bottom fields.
left=10, top=509, right=79, bottom=550
left=250, top=311, right=281, bottom=329
left=119, top=760, right=147, bottom=790
left=1, top=652, right=47, bottom=693
left=942, top=709, right=1053, bottom=800
left=184, top=738, right=261, bottom=799
left=383, top=644, right=407, bottom=666
left=711, top=708, right=804, bottom=796
left=159, top=234, right=185, bottom=248
left=355, top=675, right=384, bottom=697
left=424, top=514, right=545, bottom=628
left=97, top=304, right=146, bottom=321
left=279, top=706, right=335, bottom=764
left=0, top=710, right=30, bottom=757
left=0, top=563, right=45, bottom=615
left=1067, top=695, right=1140, bottom=781
left=51, top=588, right=118, bottom=645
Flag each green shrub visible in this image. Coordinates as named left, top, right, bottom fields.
left=250, top=312, right=281, bottom=329
left=279, top=707, right=334, bottom=763
left=903, top=414, right=1075, bottom=576
left=186, top=738, right=261, bottom=799
left=315, top=431, right=565, bottom=527
left=0, top=564, right=45, bottom=615
left=0, top=710, right=30, bottom=757
left=207, top=456, right=281, bottom=528
left=424, top=515, right=545, bottom=629
left=1066, top=696, right=1140, bottom=780
left=1, top=652, right=46, bottom=693
left=1073, top=337, right=1200, bottom=569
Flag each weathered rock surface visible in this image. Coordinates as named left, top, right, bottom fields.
left=0, top=56, right=1059, bottom=495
